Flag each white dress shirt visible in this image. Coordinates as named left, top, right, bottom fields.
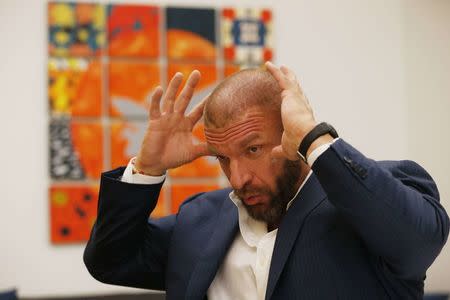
left=121, top=140, right=337, bottom=299
left=207, top=171, right=312, bottom=300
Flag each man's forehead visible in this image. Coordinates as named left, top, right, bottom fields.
left=206, top=131, right=262, bottom=154
left=204, top=112, right=265, bottom=143
left=205, top=110, right=266, bottom=131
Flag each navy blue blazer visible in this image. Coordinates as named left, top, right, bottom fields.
left=84, top=139, right=449, bottom=299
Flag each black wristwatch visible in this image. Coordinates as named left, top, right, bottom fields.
left=297, top=122, right=338, bottom=163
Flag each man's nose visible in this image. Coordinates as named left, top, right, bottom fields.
left=229, top=160, right=252, bottom=190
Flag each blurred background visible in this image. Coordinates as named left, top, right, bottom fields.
left=0, top=0, right=449, bottom=299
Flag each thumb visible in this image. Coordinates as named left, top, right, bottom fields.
left=192, top=142, right=211, bottom=159
left=271, top=145, right=287, bottom=159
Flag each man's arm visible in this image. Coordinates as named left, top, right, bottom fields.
left=84, top=70, right=211, bottom=289
left=313, top=139, right=449, bottom=280
left=83, top=167, right=174, bottom=290
left=265, top=62, right=449, bottom=280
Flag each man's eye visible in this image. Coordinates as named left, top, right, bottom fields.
left=248, top=146, right=261, bottom=154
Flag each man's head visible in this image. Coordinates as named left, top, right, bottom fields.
left=204, top=68, right=282, bottom=128
left=203, top=68, right=308, bottom=226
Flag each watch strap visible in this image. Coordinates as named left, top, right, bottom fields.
left=298, top=122, right=338, bottom=162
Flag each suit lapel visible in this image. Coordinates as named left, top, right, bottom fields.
left=184, top=196, right=239, bottom=299
left=265, top=174, right=327, bottom=300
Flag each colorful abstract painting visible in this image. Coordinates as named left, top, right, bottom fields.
left=47, top=2, right=274, bottom=244
left=166, top=7, right=216, bottom=61
left=48, top=2, right=106, bottom=56
left=50, top=185, right=99, bottom=243
left=222, top=8, right=273, bottom=65
left=108, top=61, right=160, bottom=118
left=107, top=4, right=160, bottom=58
left=171, top=184, right=219, bottom=214
left=48, top=57, right=102, bottom=117
left=110, top=121, right=148, bottom=169
left=50, top=118, right=103, bottom=180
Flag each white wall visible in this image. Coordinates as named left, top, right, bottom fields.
left=404, top=0, right=450, bottom=292
left=0, top=0, right=448, bottom=297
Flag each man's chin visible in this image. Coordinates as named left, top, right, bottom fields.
left=244, top=203, right=276, bottom=223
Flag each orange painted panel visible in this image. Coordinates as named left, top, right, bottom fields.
left=171, top=184, right=219, bottom=214
left=167, top=30, right=216, bottom=61
left=108, top=5, right=160, bottom=58
left=108, top=61, right=160, bottom=117
left=110, top=121, right=147, bottom=169
left=50, top=185, right=99, bottom=244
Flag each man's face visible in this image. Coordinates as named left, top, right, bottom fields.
left=205, top=106, right=303, bottom=224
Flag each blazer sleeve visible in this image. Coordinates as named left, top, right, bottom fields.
left=83, top=167, right=175, bottom=290
left=312, top=139, right=449, bottom=280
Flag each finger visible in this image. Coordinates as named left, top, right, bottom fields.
left=149, top=86, right=163, bottom=119
left=187, top=96, right=207, bottom=126
left=271, top=145, right=287, bottom=159
left=280, top=65, right=305, bottom=95
left=162, top=72, right=183, bottom=113
left=175, top=70, right=201, bottom=113
left=265, top=61, right=290, bottom=90
left=304, top=93, right=312, bottom=106
left=280, top=65, right=297, bottom=83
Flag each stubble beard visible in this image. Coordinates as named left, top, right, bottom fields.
left=238, top=159, right=302, bottom=225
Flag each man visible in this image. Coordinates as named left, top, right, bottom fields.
left=84, top=62, right=449, bottom=299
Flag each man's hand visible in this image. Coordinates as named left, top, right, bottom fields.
left=266, top=62, right=331, bottom=161
left=135, top=70, right=210, bottom=176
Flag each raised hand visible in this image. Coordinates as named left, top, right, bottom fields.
left=265, top=62, right=320, bottom=161
left=135, top=70, right=210, bottom=176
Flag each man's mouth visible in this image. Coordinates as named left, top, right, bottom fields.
left=243, top=194, right=264, bottom=206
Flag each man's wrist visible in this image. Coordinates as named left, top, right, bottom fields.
left=306, top=134, right=334, bottom=158
left=297, top=122, right=339, bottom=163
left=306, top=137, right=339, bottom=166
left=122, top=157, right=166, bottom=185
left=133, top=157, right=165, bottom=176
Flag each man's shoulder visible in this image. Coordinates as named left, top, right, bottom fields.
left=377, top=159, right=439, bottom=199
left=178, top=187, right=233, bottom=211
left=378, top=159, right=421, bottom=170
left=377, top=159, right=432, bottom=180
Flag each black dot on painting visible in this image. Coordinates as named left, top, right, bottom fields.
left=60, top=226, right=71, bottom=236
left=83, top=193, right=92, bottom=202
left=75, top=206, right=86, bottom=218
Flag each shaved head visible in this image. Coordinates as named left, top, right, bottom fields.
left=204, top=68, right=282, bottom=128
